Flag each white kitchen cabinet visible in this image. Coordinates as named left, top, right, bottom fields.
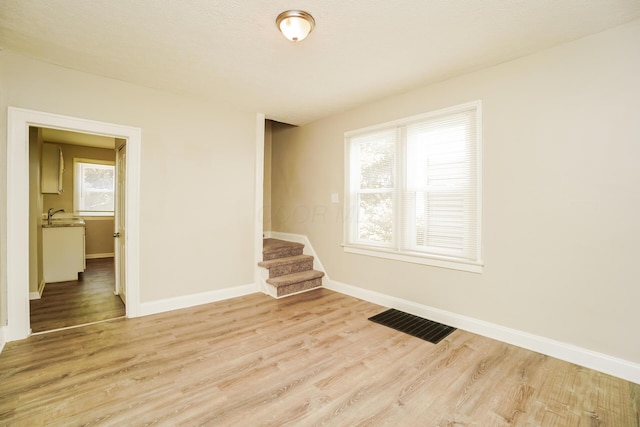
left=42, top=226, right=86, bottom=283
left=41, top=143, right=64, bottom=194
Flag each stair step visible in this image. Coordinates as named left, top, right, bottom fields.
left=273, top=277, right=323, bottom=298
left=266, top=269, right=324, bottom=287
left=266, top=270, right=324, bottom=298
left=263, top=238, right=304, bottom=261
left=258, top=255, right=314, bottom=278
left=261, top=238, right=324, bottom=298
left=258, top=254, right=313, bottom=269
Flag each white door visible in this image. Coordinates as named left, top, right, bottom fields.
left=115, top=142, right=126, bottom=303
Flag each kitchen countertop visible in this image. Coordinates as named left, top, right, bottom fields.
left=42, top=218, right=86, bottom=228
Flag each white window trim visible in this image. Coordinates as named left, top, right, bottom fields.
left=342, top=245, right=483, bottom=273
left=343, top=100, right=483, bottom=273
left=73, top=157, right=116, bottom=217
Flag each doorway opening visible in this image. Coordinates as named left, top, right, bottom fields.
left=27, top=127, right=125, bottom=333
left=6, top=107, right=141, bottom=341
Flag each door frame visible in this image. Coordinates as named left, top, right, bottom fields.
left=254, top=114, right=265, bottom=291
left=6, top=107, right=142, bottom=341
left=115, top=141, right=126, bottom=300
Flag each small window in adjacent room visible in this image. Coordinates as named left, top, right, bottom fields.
left=344, top=101, right=483, bottom=273
left=73, top=158, right=115, bottom=216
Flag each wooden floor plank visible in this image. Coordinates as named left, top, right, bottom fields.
left=29, top=258, right=125, bottom=333
left=1, top=288, right=638, bottom=426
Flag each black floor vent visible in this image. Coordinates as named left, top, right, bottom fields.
left=368, top=309, right=456, bottom=344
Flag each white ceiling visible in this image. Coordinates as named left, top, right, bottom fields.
left=1, top=1, right=639, bottom=125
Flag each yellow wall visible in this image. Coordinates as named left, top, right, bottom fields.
left=0, top=49, right=257, bottom=314
left=28, top=128, right=44, bottom=294
left=84, top=220, right=115, bottom=256
left=42, top=142, right=117, bottom=257
left=271, top=20, right=640, bottom=363
left=42, top=142, right=115, bottom=213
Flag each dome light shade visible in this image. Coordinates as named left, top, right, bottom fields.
left=276, top=10, right=315, bottom=42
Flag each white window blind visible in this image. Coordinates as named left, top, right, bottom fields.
left=345, top=101, right=482, bottom=272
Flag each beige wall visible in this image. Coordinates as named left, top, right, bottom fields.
left=0, top=50, right=257, bottom=316
left=263, top=120, right=272, bottom=231
left=28, top=128, right=44, bottom=294
left=271, top=20, right=640, bottom=364
left=42, top=143, right=116, bottom=257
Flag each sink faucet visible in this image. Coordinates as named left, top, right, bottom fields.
left=47, top=208, right=65, bottom=225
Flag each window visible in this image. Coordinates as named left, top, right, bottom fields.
left=344, top=101, right=482, bottom=272
left=73, top=158, right=115, bottom=216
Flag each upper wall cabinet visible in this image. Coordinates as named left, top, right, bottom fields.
left=41, top=143, right=64, bottom=194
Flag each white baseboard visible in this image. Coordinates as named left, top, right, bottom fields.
left=138, top=283, right=259, bottom=317
left=29, top=280, right=47, bottom=300
left=272, top=232, right=640, bottom=383
left=85, top=253, right=115, bottom=259
left=0, top=326, right=6, bottom=354
left=326, top=279, right=640, bottom=385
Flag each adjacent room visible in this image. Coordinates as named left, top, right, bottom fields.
left=28, top=127, right=125, bottom=333
left=1, top=1, right=639, bottom=425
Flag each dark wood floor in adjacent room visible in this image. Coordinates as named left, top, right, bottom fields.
left=29, top=257, right=125, bottom=333
left=3, top=288, right=638, bottom=426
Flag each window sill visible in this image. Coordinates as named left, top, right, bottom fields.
left=76, top=214, right=115, bottom=221
left=342, top=244, right=483, bottom=273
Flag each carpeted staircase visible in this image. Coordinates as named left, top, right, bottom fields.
left=258, top=238, right=324, bottom=298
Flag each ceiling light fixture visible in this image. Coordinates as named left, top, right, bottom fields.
left=276, top=10, right=315, bottom=42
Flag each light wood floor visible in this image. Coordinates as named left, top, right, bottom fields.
left=29, top=258, right=125, bottom=333
left=2, top=288, right=638, bottom=426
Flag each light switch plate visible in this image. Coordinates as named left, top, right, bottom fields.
left=331, top=193, right=339, bottom=204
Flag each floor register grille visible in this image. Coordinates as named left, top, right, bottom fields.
left=368, top=308, right=456, bottom=344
